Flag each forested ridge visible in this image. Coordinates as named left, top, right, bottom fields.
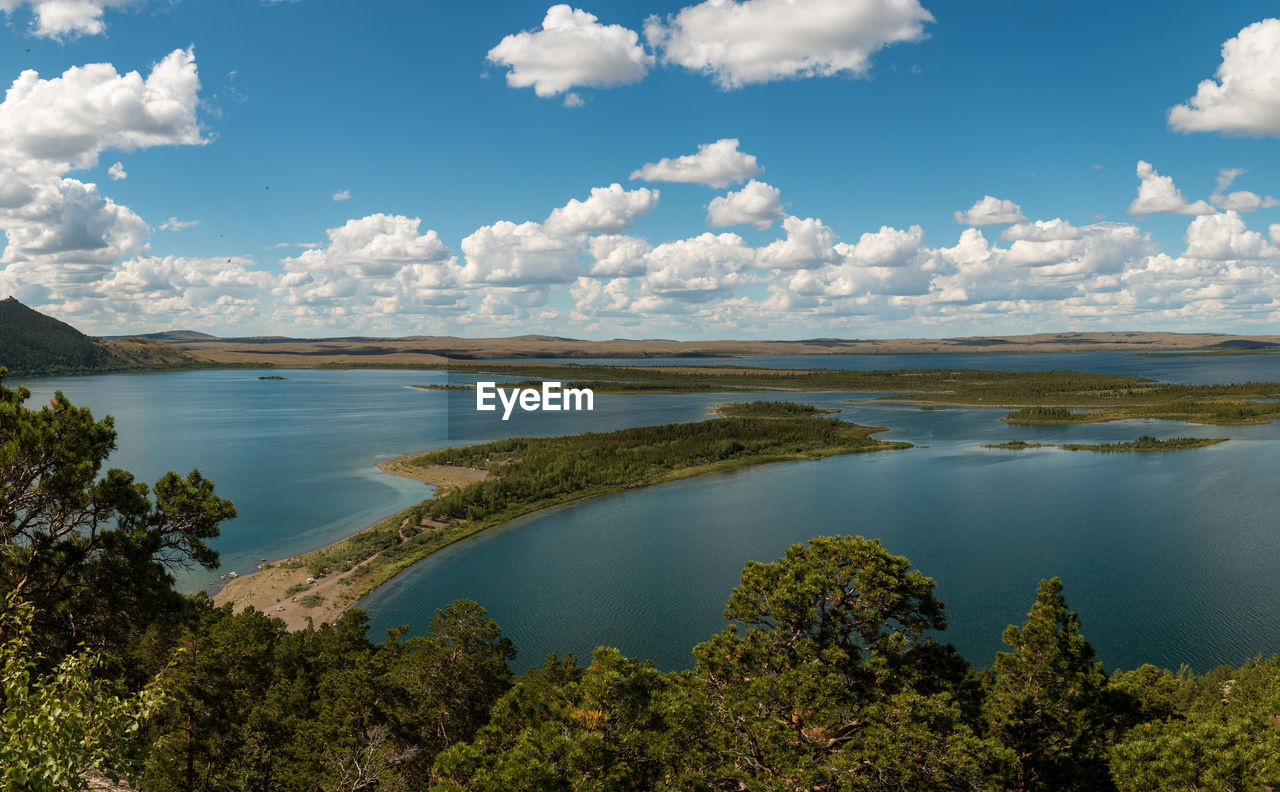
left=0, top=298, right=206, bottom=376
left=4, top=370, right=1280, bottom=791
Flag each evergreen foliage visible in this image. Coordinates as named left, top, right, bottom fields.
left=0, top=298, right=114, bottom=376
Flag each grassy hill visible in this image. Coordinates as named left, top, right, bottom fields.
left=0, top=297, right=207, bottom=377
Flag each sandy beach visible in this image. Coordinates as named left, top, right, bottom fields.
left=211, top=458, right=487, bottom=630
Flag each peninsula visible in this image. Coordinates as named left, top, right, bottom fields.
left=214, top=403, right=909, bottom=627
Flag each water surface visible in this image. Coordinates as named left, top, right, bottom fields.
left=16, top=356, right=1280, bottom=674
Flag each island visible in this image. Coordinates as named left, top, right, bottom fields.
left=984, top=436, right=1227, bottom=452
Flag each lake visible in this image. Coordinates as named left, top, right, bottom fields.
left=16, top=352, right=1280, bottom=674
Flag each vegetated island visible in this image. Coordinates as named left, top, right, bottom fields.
left=984, top=436, right=1227, bottom=452
left=1060, top=436, right=1229, bottom=452
left=214, top=402, right=909, bottom=628
left=983, top=440, right=1056, bottom=450
left=712, top=400, right=839, bottom=418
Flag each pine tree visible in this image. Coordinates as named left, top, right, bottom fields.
left=986, top=578, right=1112, bottom=791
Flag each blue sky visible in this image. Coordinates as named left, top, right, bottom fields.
left=0, top=0, right=1277, bottom=339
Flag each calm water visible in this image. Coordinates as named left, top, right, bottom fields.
left=16, top=355, right=1280, bottom=674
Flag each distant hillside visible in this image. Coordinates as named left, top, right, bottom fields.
left=132, top=330, right=218, bottom=341
left=0, top=298, right=206, bottom=377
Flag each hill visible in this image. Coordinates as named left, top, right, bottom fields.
left=156, top=329, right=1280, bottom=367
left=0, top=297, right=206, bottom=377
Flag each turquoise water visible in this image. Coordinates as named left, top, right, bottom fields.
left=15, top=358, right=1280, bottom=674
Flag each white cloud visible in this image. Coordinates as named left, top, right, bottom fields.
left=1183, top=211, right=1280, bottom=261
left=275, top=214, right=465, bottom=324
left=487, top=5, right=653, bottom=97
left=562, top=92, right=585, bottom=107
left=630, top=138, right=762, bottom=188
left=1001, top=218, right=1082, bottom=242
left=159, top=216, right=199, bottom=231
left=293, top=213, right=454, bottom=276
left=94, top=254, right=273, bottom=328
left=332, top=189, right=351, bottom=202
left=460, top=220, right=584, bottom=285
left=587, top=234, right=650, bottom=277
left=707, top=179, right=785, bottom=229
left=843, top=224, right=926, bottom=268
left=543, top=183, right=660, bottom=236
left=0, top=49, right=211, bottom=326
left=570, top=276, right=633, bottom=319
left=644, top=0, right=934, bottom=89
left=640, top=232, right=757, bottom=302
left=0, top=48, right=204, bottom=173
left=0, top=177, right=147, bottom=288
left=1209, top=168, right=1277, bottom=212
left=757, top=215, right=841, bottom=270
left=1168, top=19, right=1280, bottom=137
left=1127, top=161, right=1214, bottom=216
left=954, top=195, right=1026, bottom=226
left=0, top=0, right=134, bottom=39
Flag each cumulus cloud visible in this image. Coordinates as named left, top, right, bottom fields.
left=460, top=220, right=584, bottom=285
left=1168, top=19, right=1280, bottom=137
left=707, top=179, right=785, bottom=229
left=0, top=177, right=147, bottom=286
left=843, top=224, right=926, bottom=268
left=757, top=216, right=841, bottom=270
left=570, top=275, right=634, bottom=319
left=644, top=0, right=934, bottom=89
left=954, top=195, right=1026, bottom=226
left=640, top=232, right=758, bottom=302
left=0, top=48, right=209, bottom=326
left=1209, top=168, right=1278, bottom=212
left=0, top=48, right=204, bottom=173
left=0, top=0, right=134, bottom=39
left=1183, top=211, right=1280, bottom=261
left=94, top=254, right=274, bottom=328
left=1000, top=219, right=1082, bottom=243
left=487, top=5, right=653, bottom=97
left=587, top=234, right=650, bottom=277
left=332, top=189, right=351, bottom=202
left=275, top=214, right=465, bottom=324
left=630, top=138, right=762, bottom=188
left=543, top=183, right=660, bottom=236
left=1127, top=161, right=1214, bottom=216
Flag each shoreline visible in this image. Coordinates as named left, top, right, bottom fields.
left=210, top=458, right=489, bottom=630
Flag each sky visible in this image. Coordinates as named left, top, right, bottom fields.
left=0, top=0, right=1277, bottom=340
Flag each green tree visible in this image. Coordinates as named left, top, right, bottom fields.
left=1, top=594, right=165, bottom=791
left=689, top=535, right=1010, bottom=791
left=1109, top=657, right=1280, bottom=791
left=384, top=599, right=515, bottom=783
left=986, top=578, right=1112, bottom=792
left=432, top=649, right=690, bottom=792
left=0, top=370, right=235, bottom=660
